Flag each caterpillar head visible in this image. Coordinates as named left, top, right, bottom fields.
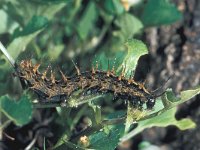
left=146, top=96, right=155, bottom=109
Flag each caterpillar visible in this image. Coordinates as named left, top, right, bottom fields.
left=14, top=59, right=157, bottom=109
left=0, top=41, right=165, bottom=110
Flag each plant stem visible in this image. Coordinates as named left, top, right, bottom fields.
left=0, top=41, right=15, bottom=67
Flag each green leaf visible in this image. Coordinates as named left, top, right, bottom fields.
left=88, top=124, right=124, bottom=150
left=121, top=107, right=196, bottom=142
left=114, top=13, right=143, bottom=39
left=121, top=86, right=200, bottom=142
left=117, top=39, right=148, bottom=77
left=0, top=10, right=18, bottom=34
left=93, top=39, right=148, bottom=77
left=0, top=94, right=33, bottom=126
left=1, top=0, right=67, bottom=25
left=86, top=111, right=125, bottom=150
left=0, top=1, right=66, bottom=69
left=107, top=13, right=143, bottom=53
left=6, top=30, right=43, bottom=64
left=92, top=50, right=126, bottom=73
left=1, top=1, right=25, bottom=26
left=163, top=86, right=200, bottom=108
left=104, top=0, right=124, bottom=15
left=12, top=15, right=49, bottom=39
left=77, top=1, right=97, bottom=40
left=180, top=86, right=200, bottom=103
left=141, top=0, right=182, bottom=27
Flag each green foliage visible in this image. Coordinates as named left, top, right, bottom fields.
left=120, top=39, right=148, bottom=76
left=53, top=40, right=198, bottom=149
left=87, top=111, right=125, bottom=150
left=12, top=15, right=49, bottom=39
left=0, top=0, right=197, bottom=149
left=0, top=0, right=68, bottom=95
left=121, top=87, right=200, bottom=142
left=89, top=124, right=124, bottom=150
left=141, top=0, right=182, bottom=26
left=93, top=39, right=148, bottom=77
left=76, top=1, right=97, bottom=40
left=0, top=94, right=33, bottom=126
left=0, top=10, right=17, bottom=34
left=104, top=0, right=125, bottom=15
left=114, top=13, right=143, bottom=39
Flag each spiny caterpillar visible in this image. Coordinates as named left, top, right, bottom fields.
left=0, top=41, right=164, bottom=110
left=14, top=59, right=157, bottom=109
